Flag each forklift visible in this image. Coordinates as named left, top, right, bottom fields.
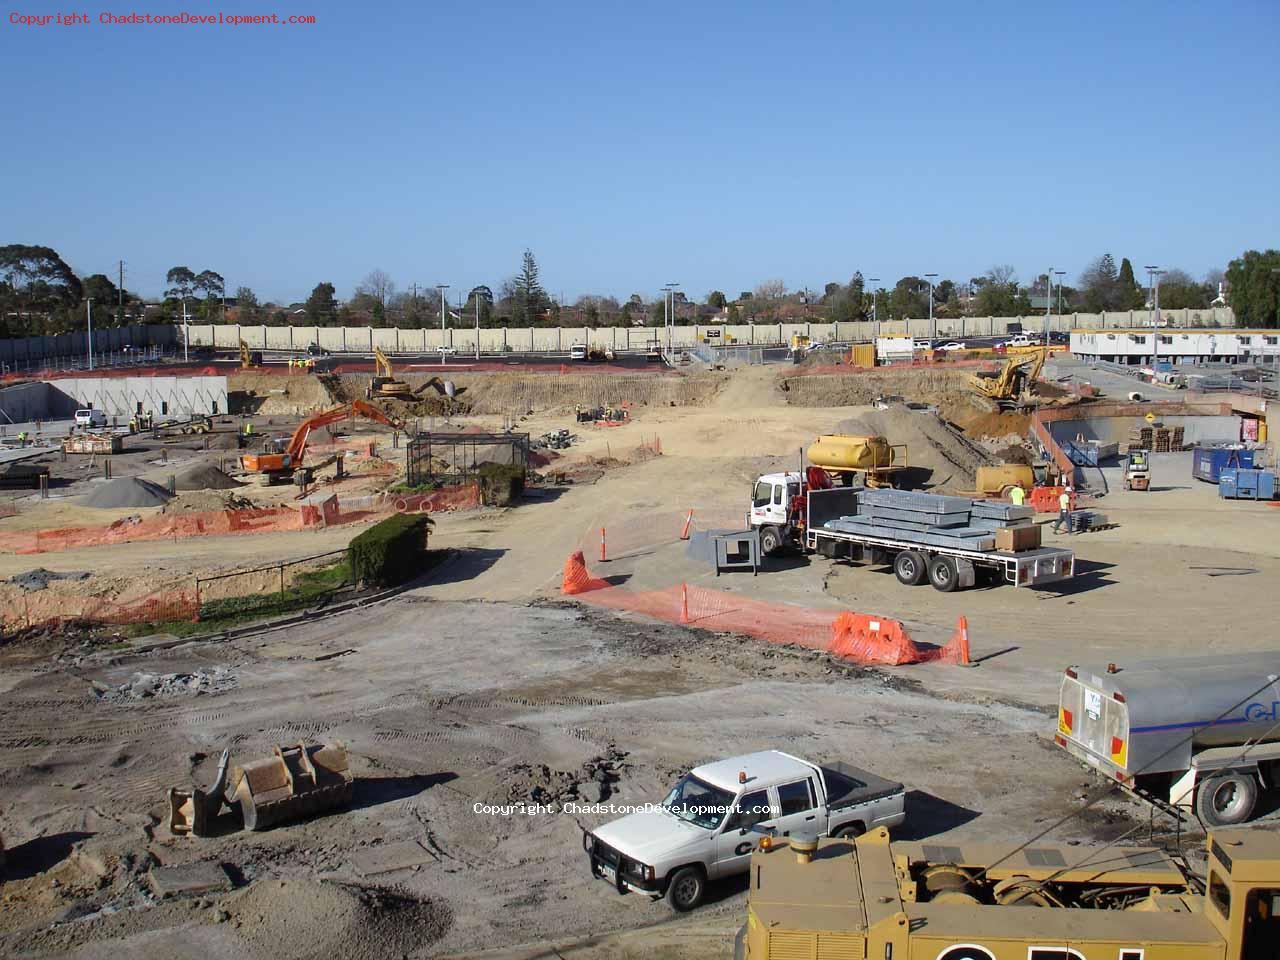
left=1124, top=449, right=1151, bottom=491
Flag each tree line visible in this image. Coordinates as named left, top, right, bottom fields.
left=2, top=243, right=1277, bottom=339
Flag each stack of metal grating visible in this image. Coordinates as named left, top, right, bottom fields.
left=822, top=489, right=1037, bottom=552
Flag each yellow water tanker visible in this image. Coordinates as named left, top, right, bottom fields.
left=807, top=435, right=897, bottom=473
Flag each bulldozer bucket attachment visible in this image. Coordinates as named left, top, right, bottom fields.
left=167, top=786, right=218, bottom=837
left=230, top=742, right=353, bottom=832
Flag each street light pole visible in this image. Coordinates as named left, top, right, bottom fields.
left=924, top=274, right=938, bottom=343
left=87, top=298, right=94, bottom=371
left=867, top=278, right=880, bottom=337
left=1152, top=267, right=1162, bottom=368
left=1044, top=267, right=1054, bottom=346
left=436, top=284, right=449, bottom=364
left=1055, top=271, right=1065, bottom=322
left=475, top=290, right=481, bottom=361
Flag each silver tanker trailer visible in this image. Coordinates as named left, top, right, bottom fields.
left=1056, top=653, right=1280, bottom=826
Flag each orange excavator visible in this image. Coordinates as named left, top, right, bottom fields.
left=240, top=400, right=403, bottom=485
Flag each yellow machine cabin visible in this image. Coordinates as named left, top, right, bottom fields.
left=969, top=348, right=1047, bottom=411
left=737, top=828, right=1280, bottom=960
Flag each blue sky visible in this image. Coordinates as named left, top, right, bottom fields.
left=2, top=1, right=1276, bottom=305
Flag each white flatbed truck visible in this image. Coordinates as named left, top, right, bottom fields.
left=750, top=475, right=1074, bottom=592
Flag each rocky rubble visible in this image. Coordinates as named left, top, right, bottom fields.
left=94, top=666, right=237, bottom=702
left=505, top=745, right=629, bottom=805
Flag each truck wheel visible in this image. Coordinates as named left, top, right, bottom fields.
left=665, top=866, right=706, bottom=912
left=929, top=556, right=960, bottom=592
left=894, top=551, right=928, bottom=585
left=833, top=822, right=865, bottom=839
left=759, top=526, right=783, bottom=556
left=1196, top=772, right=1258, bottom=826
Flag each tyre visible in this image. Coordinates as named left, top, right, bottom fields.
left=759, top=526, right=783, bottom=556
left=833, top=822, right=865, bottom=839
left=1196, top=772, right=1259, bottom=826
left=894, top=550, right=928, bottom=585
left=929, top=556, right=960, bottom=592
left=665, top=866, right=706, bottom=912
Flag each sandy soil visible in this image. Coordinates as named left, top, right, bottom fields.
left=2, top=363, right=1278, bottom=958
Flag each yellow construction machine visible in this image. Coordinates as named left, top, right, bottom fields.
left=239, top=340, right=262, bottom=368
left=368, top=346, right=415, bottom=400
left=168, top=742, right=353, bottom=837
left=807, top=434, right=906, bottom=488
left=737, top=827, right=1280, bottom=960
left=969, top=347, right=1046, bottom=411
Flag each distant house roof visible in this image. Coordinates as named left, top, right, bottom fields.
left=1028, top=295, right=1071, bottom=311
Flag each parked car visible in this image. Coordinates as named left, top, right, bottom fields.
left=939, top=341, right=966, bottom=351
left=305, top=343, right=331, bottom=357
left=583, top=750, right=906, bottom=911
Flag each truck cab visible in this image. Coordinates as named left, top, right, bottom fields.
left=749, top=472, right=802, bottom=554
left=584, top=750, right=904, bottom=912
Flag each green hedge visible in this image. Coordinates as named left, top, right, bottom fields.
left=347, top=514, right=433, bottom=587
left=477, top=462, right=525, bottom=506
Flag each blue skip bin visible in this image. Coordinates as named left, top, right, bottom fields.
left=1219, top=468, right=1277, bottom=501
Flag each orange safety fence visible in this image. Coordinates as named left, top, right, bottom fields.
left=561, top=551, right=970, bottom=666
left=4, top=588, right=199, bottom=631
left=0, top=482, right=482, bottom=556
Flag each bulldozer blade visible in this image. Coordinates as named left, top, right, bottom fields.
left=231, top=742, right=353, bottom=832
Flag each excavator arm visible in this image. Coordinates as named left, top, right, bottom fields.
left=283, top=401, right=404, bottom=464
left=374, top=346, right=394, bottom=379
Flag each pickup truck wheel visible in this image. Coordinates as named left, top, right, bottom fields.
left=665, top=866, right=706, bottom=912
left=1196, top=772, right=1258, bottom=826
left=759, top=526, right=783, bottom=556
left=928, top=556, right=960, bottom=592
left=833, top=822, right=865, bottom=839
left=894, top=550, right=928, bottom=586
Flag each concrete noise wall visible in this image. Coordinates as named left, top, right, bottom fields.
left=46, top=375, right=229, bottom=418
left=184, top=307, right=1237, bottom=354
left=0, top=324, right=179, bottom=367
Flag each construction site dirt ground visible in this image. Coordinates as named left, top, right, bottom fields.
left=2, top=363, right=1280, bottom=958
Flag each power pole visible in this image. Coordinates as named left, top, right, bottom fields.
left=118, top=260, right=125, bottom=325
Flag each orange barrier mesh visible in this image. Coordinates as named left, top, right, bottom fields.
left=561, top=552, right=969, bottom=666
left=5, top=588, right=198, bottom=631
left=0, top=483, right=482, bottom=556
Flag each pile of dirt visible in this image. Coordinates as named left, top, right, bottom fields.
left=144, top=462, right=244, bottom=491
left=222, top=878, right=451, bottom=960
left=941, top=402, right=1031, bottom=441
left=836, top=406, right=994, bottom=492
left=80, top=478, right=174, bottom=509
left=206, top=431, right=243, bottom=450
left=781, top=368, right=972, bottom=407
left=8, top=568, right=90, bottom=592
left=502, top=746, right=628, bottom=805
left=162, top=490, right=256, bottom=513
left=995, top=444, right=1034, bottom=465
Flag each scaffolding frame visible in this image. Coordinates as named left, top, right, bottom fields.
left=405, top=432, right=530, bottom=487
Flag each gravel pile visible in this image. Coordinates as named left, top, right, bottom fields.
left=504, top=745, right=629, bottom=805
left=8, top=568, right=90, bottom=592
left=80, top=477, right=174, bottom=509
left=94, top=666, right=236, bottom=702
left=147, top=462, right=244, bottom=491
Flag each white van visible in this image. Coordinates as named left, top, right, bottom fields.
left=74, top=409, right=108, bottom=429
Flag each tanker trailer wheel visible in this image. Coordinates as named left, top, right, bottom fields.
left=759, top=526, right=783, bottom=556
left=894, top=550, right=928, bottom=586
left=665, top=866, right=706, bottom=912
left=928, top=556, right=960, bottom=592
left=1196, top=771, right=1259, bottom=826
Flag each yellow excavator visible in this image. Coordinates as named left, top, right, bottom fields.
left=367, top=346, right=415, bottom=400
left=239, top=340, right=262, bottom=369
left=366, top=348, right=460, bottom=402
left=969, top=347, right=1046, bottom=411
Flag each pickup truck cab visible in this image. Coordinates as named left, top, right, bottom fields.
left=1001, top=334, right=1034, bottom=349
left=584, top=750, right=905, bottom=911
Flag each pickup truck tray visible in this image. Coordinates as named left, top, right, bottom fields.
left=821, top=761, right=904, bottom=810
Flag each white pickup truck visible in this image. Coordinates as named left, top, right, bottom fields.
left=583, top=750, right=906, bottom=911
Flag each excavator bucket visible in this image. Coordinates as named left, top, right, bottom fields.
left=229, top=742, right=353, bottom=832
